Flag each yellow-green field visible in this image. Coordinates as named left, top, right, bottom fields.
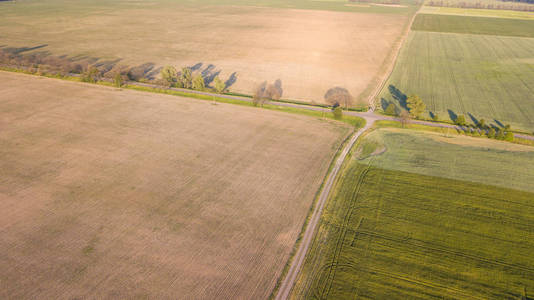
left=420, top=6, right=534, bottom=20
left=291, top=128, right=534, bottom=299
left=379, top=13, right=534, bottom=132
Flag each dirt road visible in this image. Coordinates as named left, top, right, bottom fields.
left=274, top=117, right=375, bottom=300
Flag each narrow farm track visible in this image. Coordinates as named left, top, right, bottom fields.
left=274, top=119, right=375, bottom=300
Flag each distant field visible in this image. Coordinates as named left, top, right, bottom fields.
left=412, top=13, right=534, bottom=37
left=170, top=0, right=418, bottom=13
left=420, top=6, right=534, bottom=20
left=0, top=0, right=416, bottom=104
left=0, top=72, right=351, bottom=299
left=378, top=30, right=534, bottom=132
left=291, top=128, right=534, bottom=299
left=360, top=128, right=534, bottom=192
left=424, top=0, right=534, bottom=11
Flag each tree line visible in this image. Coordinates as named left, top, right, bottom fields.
left=0, top=48, right=238, bottom=92
left=0, top=48, right=155, bottom=86
left=160, top=65, right=229, bottom=93
left=384, top=94, right=514, bottom=141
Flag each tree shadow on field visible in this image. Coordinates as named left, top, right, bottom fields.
left=388, top=84, right=407, bottom=109
left=94, top=58, right=122, bottom=74
left=3, top=44, right=48, bottom=55
left=448, top=109, right=458, bottom=122
left=225, top=72, right=238, bottom=88
left=190, top=62, right=203, bottom=72
left=468, top=113, right=479, bottom=125
left=201, top=64, right=221, bottom=86
left=146, top=66, right=162, bottom=80
left=380, top=98, right=390, bottom=110
left=0, top=43, right=244, bottom=91
left=429, top=111, right=436, bottom=119
left=494, top=119, right=505, bottom=128
left=128, top=62, right=156, bottom=80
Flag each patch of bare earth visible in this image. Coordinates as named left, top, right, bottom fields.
left=0, top=72, right=350, bottom=299
left=0, top=4, right=408, bottom=103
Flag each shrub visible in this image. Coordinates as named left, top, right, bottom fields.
left=114, top=72, right=124, bottom=87
left=505, top=131, right=514, bottom=141
left=213, top=76, right=226, bottom=94
left=406, top=95, right=426, bottom=119
left=496, top=129, right=505, bottom=140
left=385, top=103, right=397, bottom=116
left=180, top=67, right=193, bottom=89
left=192, top=74, right=205, bottom=91
left=487, top=128, right=496, bottom=138
left=161, top=66, right=178, bottom=87
left=455, top=115, right=466, bottom=126
left=81, top=66, right=100, bottom=83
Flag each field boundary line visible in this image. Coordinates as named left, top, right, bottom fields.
left=367, top=3, right=423, bottom=111
left=274, top=120, right=374, bottom=300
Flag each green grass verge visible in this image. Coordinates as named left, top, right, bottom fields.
left=225, top=91, right=369, bottom=112
left=125, top=84, right=366, bottom=128
left=291, top=128, right=534, bottom=299
left=378, top=31, right=534, bottom=133
left=0, top=67, right=366, bottom=129
left=412, top=13, right=534, bottom=37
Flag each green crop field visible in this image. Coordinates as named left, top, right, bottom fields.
left=412, top=14, right=534, bottom=37
left=359, top=128, right=534, bottom=192
left=420, top=6, right=534, bottom=20
left=378, top=30, right=534, bottom=132
left=291, top=128, right=534, bottom=299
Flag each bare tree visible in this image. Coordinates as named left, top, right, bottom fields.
left=265, top=79, right=283, bottom=100
left=324, top=87, right=353, bottom=109
left=253, top=81, right=268, bottom=107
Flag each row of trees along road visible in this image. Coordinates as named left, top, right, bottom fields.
left=161, top=66, right=214, bottom=91
left=160, top=65, right=227, bottom=95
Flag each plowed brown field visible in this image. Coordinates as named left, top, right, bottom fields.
left=0, top=72, right=350, bottom=299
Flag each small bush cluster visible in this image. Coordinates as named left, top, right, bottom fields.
left=252, top=80, right=284, bottom=107
left=160, top=65, right=235, bottom=94
left=457, top=122, right=514, bottom=142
